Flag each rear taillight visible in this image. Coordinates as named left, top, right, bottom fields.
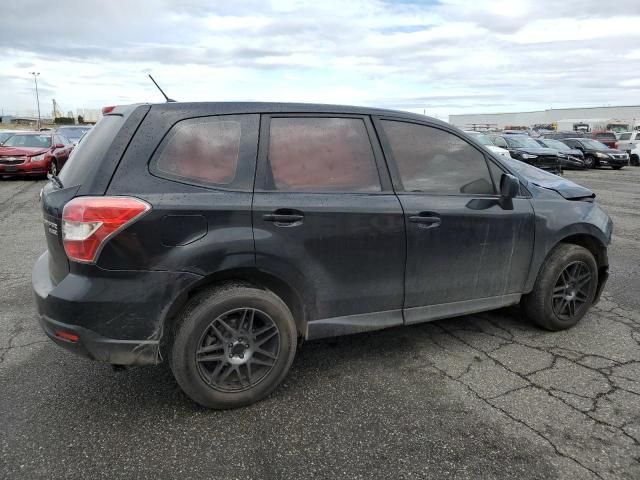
left=62, top=196, right=150, bottom=263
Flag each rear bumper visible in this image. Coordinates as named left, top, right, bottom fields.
left=38, top=314, right=159, bottom=365
left=32, top=251, right=202, bottom=366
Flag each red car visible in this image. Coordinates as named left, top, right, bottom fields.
left=0, top=132, right=73, bottom=177
left=589, top=131, right=617, bottom=149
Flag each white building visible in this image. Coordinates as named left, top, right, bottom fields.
left=449, top=105, right=640, bottom=131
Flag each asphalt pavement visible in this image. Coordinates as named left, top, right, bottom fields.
left=1, top=167, right=639, bottom=479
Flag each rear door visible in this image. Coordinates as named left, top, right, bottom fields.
left=252, top=114, right=406, bottom=334
left=374, top=118, right=535, bottom=323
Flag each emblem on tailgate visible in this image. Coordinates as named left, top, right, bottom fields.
left=43, top=218, right=58, bottom=235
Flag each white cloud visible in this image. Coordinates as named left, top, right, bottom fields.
left=1, top=0, right=639, bottom=119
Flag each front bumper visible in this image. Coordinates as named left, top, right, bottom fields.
left=32, top=251, right=202, bottom=365
left=597, top=157, right=629, bottom=167
left=0, top=160, right=49, bottom=175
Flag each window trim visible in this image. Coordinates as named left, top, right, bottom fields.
left=373, top=116, right=499, bottom=197
left=254, top=113, right=393, bottom=194
left=148, top=114, right=259, bottom=192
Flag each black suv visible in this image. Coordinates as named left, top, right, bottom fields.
left=488, top=134, right=562, bottom=173
left=33, top=103, right=612, bottom=408
left=560, top=138, right=629, bottom=169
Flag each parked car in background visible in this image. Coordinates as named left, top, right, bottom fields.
left=33, top=102, right=611, bottom=409
left=560, top=138, right=629, bottom=169
left=615, top=131, right=639, bottom=153
left=0, top=132, right=73, bottom=177
left=535, top=138, right=586, bottom=170
left=0, top=131, right=29, bottom=145
left=55, top=126, right=92, bottom=145
left=628, top=144, right=640, bottom=166
left=589, top=131, right=617, bottom=149
left=464, top=131, right=511, bottom=158
left=544, top=131, right=587, bottom=140
left=488, top=134, right=561, bottom=173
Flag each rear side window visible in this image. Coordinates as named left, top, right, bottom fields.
left=266, top=117, right=381, bottom=192
left=153, top=117, right=243, bottom=187
left=619, top=133, right=632, bottom=140
left=381, top=121, right=495, bottom=195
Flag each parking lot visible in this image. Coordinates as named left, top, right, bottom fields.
left=1, top=168, right=639, bottom=479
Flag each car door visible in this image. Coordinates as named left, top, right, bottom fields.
left=374, top=118, right=535, bottom=324
left=252, top=114, right=406, bottom=338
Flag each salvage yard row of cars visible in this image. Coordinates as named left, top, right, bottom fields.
left=464, top=129, right=637, bottom=173
left=0, top=126, right=91, bottom=177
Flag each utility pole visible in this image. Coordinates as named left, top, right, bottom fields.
left=29, top=72, right=41, bottom=130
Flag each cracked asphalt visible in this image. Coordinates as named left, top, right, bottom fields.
left=1, top=167, right=639, bottom=479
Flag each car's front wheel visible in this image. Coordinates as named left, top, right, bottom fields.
left=522, top=244, right=598, bottom=331
left=583, top=156, right=595, bottom=169
left=170, top=284, right=297, bottom=409
left=49, top=160, right=58, bottom=176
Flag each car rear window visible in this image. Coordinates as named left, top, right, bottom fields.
left=595, top=132, right=616, bottom=140
left=153, top=118, right=241, bottom=186
left=59, top=115, right=124, bottom=187
left=266, top=117, right=381, bottom=192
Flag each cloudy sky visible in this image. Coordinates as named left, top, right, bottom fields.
left=2, top=0, right=640, bottom=120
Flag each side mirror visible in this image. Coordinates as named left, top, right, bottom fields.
left=499, top=173, right=519, bottom=210
left=53, top=143, right=64, bottom=149
left=500, top=173, right=520, bottom=199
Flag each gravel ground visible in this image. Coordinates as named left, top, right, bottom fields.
left=1, top=167, right=639, bottom=479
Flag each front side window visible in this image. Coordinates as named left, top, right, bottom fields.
left=267, top=117, right=381, bottom=192
left=152, top=116, right=245, bottom=187
left=381, top=121, right=495, bottom=195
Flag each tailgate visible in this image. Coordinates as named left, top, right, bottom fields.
left=41, top=182, right=80, bottom=284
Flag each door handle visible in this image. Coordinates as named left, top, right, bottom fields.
left=263, top=210, right=304, bottom=226
left=409, top=214, right=441, bottom=229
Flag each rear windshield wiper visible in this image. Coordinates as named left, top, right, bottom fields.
left=47, top=172, right=63, bottom=189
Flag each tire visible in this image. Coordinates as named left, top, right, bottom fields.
left=612, top=166, right=623, bottom=170
left=521, top=244, right=598, bottom=331
left=49, top=160, right=58, bottom=176
left=631, top=154, right=639, bottom=167
left=170, top=284, right=297, bottom=409
left=583, top=156, right=595, bottom=169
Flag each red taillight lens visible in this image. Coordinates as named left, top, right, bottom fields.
left=101, top=106, right=116, bottom=114
left=55, top=331, right=79, bottom=343
left=62, top=196, right=151, bottom=263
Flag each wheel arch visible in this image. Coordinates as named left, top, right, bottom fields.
left=525, top=230, right=609, bottom=302
left=161, top=268, right=309, bottom=352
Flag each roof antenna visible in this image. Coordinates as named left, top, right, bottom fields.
left=148, top=74, right=176, bottom=102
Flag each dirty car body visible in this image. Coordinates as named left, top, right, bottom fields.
left=33, top=102, right=612, bottom=407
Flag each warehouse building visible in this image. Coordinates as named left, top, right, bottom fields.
left=449, top=105, right=640, bottom=131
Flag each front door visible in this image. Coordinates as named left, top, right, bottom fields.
left=375, top=118, right=535, bottom=323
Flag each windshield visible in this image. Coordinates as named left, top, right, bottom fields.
left=507, top=136, right=541, bottom=149
left=0, top=132, right=15, bottom=144
left=57, top=127, right=91, bottom=141
left=2, top=134, right=51, bottom=148
left=581, top=139, right=609, bottom=149
left=540, top=139, right=571, bottom=151
left=474, top=135, right=493, bottom=146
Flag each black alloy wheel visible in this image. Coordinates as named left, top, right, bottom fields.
left=551, top=261, right=593, bottom=321
left=195, top=308, right=280, bottom=392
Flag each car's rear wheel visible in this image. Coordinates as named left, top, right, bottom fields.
left=631, top=154, right=639, bottom=166
left=522, top=244, right=598, bottom=331
left=170, top=284, right=297, bottom=409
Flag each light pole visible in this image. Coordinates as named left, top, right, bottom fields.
left=29, top=72, right=41, bottom=130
